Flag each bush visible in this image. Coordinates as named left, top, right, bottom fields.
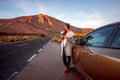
left=52, top=33, right=85, bottom=44
left=73, top=33, right=85, bottom=40
left=51, top=34, right=61, bottom=43
left=0, top=34, right=46, bottom=44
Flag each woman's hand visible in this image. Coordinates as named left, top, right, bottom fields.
left=63, top=36, right=67, bottom=39
left=61, top=36, right=67, bottom=40
left=61, top=36, right=65, bottom=40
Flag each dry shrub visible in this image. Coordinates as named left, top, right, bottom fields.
left=0, top=34, right=46, bottom=44
left=52, top=33, right=85, bottom=44
left=73, top=33, right=85, bottom=40
left=51, top=34, right=61, bottom=43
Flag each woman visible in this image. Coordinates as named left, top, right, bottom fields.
left=61, top=23, right=74, bottom=73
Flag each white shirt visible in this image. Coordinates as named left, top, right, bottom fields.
left=61, top=31, right=74, bottom=56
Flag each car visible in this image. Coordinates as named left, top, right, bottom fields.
left=72, top=22, right=120, bottom=80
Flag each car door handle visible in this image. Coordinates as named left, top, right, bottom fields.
left=89, top=52, right=95, bottom=56
left=85, top=47, right=95, bottom=56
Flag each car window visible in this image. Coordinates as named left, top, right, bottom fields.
left=85, top=26, right=114, bottom=47
left=111, top=30, right=120, bottom=48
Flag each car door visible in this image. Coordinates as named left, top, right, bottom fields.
left=73, top=25, right=115, bottom=80
left=95, top=26, right=120, bottom=80
left=73, top=43, right=96, bottom=80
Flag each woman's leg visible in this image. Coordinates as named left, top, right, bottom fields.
left=63, top=50, right=69, bottom=73
left=62, top=48, right=67, bottom=67
left=67, top=56, right=71, bottom=69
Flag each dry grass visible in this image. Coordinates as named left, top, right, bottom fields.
left=52, top=33, right=85, bottom=44
left=73, top=33, right=85, bottom=40
left=0, top=34, right=46, bottom=44
left=51, top=34, right=61, bottom=44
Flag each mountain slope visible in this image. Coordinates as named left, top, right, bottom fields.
left=0, top=14, right=93, bottom=35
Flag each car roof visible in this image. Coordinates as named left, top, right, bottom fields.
left=101, top=21, right=120, bottom=28
left=86, top=21, right=120, bottom=35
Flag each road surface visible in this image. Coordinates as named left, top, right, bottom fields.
left=0, top=38, right=51, bottom=80
left=13, top=42, right=85, bottom=80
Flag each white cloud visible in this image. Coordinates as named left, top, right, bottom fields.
left=35, top=3, right=47, bottom=14
left=10, top=0, right=109, bottom=29
left=12, top=0, right=48, bottom=15
left=55, top=14, right=66, bottom=21
left=54, top=14, right=71, bottom=23
left=53, top=11, right=107, bottom=29
left=13, top=0, right=32, bottom=13
left=73, top=11, right=107, bottom=28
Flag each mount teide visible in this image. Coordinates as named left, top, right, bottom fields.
left=0, top=14, right=93, bottom=35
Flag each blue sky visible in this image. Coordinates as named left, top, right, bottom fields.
left=0, top=0, right=120, bottom=28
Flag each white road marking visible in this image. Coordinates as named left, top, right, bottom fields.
left=17, top=43, right=29, bottom=47
left=27, top=54, right=37, bottom=62
left=47, top=39, right=52, bottom=45
left=7, top=71, right=18, bottom=80
left=38, top=49, right=42, bottom=52
left=43, top=45, right=46, bottom=48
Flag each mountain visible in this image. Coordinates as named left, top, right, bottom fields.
left=0, top=14, right=93, bottom=36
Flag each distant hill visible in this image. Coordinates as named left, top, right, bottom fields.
left=0, top=14, right=93, bottom=36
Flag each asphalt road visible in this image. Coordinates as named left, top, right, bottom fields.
left=13, top=42, right=85, bottom=80
left=0, top=38, right=51, bottom=80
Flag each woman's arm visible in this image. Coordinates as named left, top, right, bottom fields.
left=67, top=31, right=74, bottom=43
left=61, top=36, right=65, bottom=40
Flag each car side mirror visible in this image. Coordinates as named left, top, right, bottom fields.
left=86, top=36, right=93, bottom=41
left=75, top=39, right=81, bottom=45
left=75, top=36, right=93, bottom=45
left=75, top=38, right=85, bottom=45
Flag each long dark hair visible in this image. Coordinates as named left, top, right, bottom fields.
left=65, top=23, right=70, bottom=29
left=63, top=30, right=67, bottom=35
left=63, top=23, right=70, bottom=35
